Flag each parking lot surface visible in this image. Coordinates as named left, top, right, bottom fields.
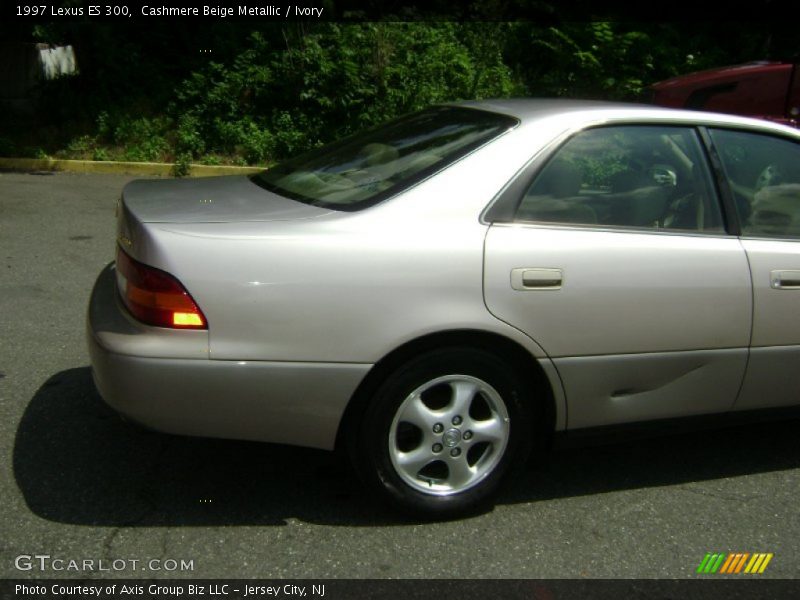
left=1, top=171, right=799, bottom=579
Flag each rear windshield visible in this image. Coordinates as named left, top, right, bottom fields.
left=251, top=107, right=518, bottom=211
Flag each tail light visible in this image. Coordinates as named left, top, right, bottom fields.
left=115, top=246, right=207, bottom=329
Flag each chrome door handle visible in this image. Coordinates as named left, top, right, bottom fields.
left=511, top=268, right=563, bottom=290
left=770, top=270, right=800, bottom=289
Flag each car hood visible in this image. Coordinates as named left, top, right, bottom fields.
left=121, top=175, right=333, bottom=223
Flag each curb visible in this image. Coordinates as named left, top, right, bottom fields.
left=0, top=157, right=265, bottom=177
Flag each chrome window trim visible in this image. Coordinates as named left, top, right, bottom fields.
left=739, top=234, right=800, bottom=243
left=489, top=220, right=736, bottom=240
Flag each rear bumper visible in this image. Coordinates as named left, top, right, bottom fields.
left=86, top=263, right=370, bottom=450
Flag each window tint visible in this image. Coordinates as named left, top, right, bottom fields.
left=252, top=107, right=517, bottom=211
left=515, top=126, right=724, bottom=232
left=708, top=129, right=800, bottom=239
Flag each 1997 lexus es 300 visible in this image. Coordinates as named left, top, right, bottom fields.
left=88, top=99, right=800, bottom=517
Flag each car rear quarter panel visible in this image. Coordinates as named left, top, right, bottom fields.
left=140, top=121, right=566, bottom=365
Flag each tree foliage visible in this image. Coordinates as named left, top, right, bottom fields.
left=171, top=23, right=518, bottom=160
left=2, top=19, right=797, bottom=165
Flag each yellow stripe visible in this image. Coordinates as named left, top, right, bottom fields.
left=745, top=554, right=761, bottom=573
left=720, top=554, right=736, bottom=574
left=758, top=554, right=774, bottom=574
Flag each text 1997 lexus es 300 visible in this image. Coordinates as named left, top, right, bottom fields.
left=87, top=99, right=800, bottom=517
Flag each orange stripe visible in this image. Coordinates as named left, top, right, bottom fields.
left=720, top=554, right=736, bottom=574
left=735, top=553, right=750, bottom=573
left=729, top=554, right=743, bottom=574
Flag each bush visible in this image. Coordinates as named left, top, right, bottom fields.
left=172, top=152, right=192, bottom=177
left=112, top=117, right=170, bottom=162
left=64, top=135, right=95, bottom=158
left=175, top=113, right=205, bottom=158
left=200, top=155, right=221, bottom=166
left=170, top=23, right=518, bottom=161
left=239, top=121, right=275, bottom=164
left=92, top=147, right=109, bottom=161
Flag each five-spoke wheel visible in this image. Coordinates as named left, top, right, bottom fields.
left=353, top=347, right=535, bottom=517
left=389, top=375, right=510, bottom=495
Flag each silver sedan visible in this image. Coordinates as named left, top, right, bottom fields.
left=87, top=99, right=800, bottom=517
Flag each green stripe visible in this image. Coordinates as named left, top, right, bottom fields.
left=697, top=553, right=712, bottom=573
left=711, top=554, right=726, bottom=573
left=704, top=554, right=719, bottom=573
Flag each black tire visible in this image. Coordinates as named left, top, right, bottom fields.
left=352, top=346, right=535, bottom=518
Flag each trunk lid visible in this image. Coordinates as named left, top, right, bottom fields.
left=121, top=175, right=332, bottom=223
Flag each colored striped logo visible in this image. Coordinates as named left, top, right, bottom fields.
left=696, top=552, right=773, bottom=574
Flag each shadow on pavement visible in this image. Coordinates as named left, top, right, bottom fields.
left=13, top=367, right=800, bottom=527
left=13, top=367, right=387, bottom=527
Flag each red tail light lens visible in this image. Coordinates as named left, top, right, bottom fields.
left=115, top=246, right=207, bottom=330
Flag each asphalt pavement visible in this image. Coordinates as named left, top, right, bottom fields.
left=1, top=171, right=799, bottom=580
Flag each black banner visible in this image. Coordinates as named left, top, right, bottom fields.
left=4, top=579, right=800, bottom=600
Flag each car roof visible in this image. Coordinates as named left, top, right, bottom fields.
left=452, top=97, right=638, bottom=121
left=447, top=98, right=800, bottom=138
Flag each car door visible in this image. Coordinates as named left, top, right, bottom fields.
left=707, top=128, right=800, bottom=410
left=483, top=124, right=753, bottom=429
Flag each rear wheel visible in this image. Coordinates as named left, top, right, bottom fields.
left=353, top=347, right=535, bottom=518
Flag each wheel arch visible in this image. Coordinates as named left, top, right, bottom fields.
left=334, top=329, right=558, bottom=453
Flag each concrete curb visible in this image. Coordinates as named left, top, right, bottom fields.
left=0, top=157, right=265, bottom=177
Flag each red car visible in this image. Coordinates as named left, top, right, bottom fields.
left=651, top=61, right=800, bottom=128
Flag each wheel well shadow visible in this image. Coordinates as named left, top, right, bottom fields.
left=334, top=329, right=556, bottom=454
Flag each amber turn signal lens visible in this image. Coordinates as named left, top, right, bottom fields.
left=115, top=246, right=207, bottom=330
